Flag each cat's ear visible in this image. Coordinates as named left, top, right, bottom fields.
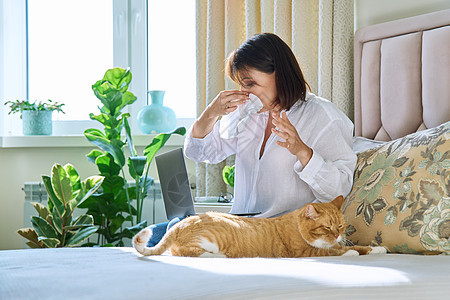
left=331, top=195, right=344, bottom=210
left=304, top=205, right=319, bottom=220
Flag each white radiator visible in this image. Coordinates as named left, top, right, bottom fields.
left=22, top=181, right=167, bottom=246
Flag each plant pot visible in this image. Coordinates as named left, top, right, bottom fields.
left=22, top=110, right=53, bottom=135
left=137, top=90, right=177, bottom=134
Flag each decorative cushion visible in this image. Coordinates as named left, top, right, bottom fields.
left=343, top=121, right=450, bottom=255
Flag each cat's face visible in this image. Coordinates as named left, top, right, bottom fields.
left=299, top=196, right=347, bottom=249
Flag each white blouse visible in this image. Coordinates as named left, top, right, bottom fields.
left=184, top=92, right=357, bottom=218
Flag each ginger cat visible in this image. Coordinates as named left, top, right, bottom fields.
left=133, top=196, right=386, bottom=258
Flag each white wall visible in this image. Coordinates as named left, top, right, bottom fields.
left=355, top=0, right=450, bottom=30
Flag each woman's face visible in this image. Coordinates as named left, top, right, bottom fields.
left=239, top=68, right=277, bottom=112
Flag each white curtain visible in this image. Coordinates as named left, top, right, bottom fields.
left=195, top=0, right=354, bottom=198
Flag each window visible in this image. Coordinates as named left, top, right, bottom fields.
left=0, top=0, right=195, bottom=136
left=147, top=0, right=196, bottom=119
left=27, top=0, right=113, bottom=121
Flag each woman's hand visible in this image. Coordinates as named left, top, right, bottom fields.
left=271, top=111, right=313, bottom=167
left=208, top=90, right=249, bottom=117
left=191, top=90, right=249, bottom=138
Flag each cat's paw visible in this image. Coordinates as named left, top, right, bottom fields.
left=369, top=246, right=387, bottom=254
left=342, top=249, right=359, bottom=256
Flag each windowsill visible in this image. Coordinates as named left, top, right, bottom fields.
left=0, top=134, right=186, bottom=148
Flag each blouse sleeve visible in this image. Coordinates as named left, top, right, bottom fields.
left=293, top=119, right=357, bottom=202
left=184, top=121, right=237, bottom=164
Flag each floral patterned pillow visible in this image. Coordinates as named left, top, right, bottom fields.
left=343, top=121, right=450, bottom=255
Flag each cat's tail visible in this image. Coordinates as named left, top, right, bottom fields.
left=132, top=227, right=175, bottom=256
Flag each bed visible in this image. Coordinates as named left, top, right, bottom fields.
left=1, top=9, right=449, bottom=300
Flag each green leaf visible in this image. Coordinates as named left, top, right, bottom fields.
left=96, top=88, right=123, bottom=116
left=92, top=82, right=124, bottom=114
left=31, top=216, right=58, bottom=239
left=89, top=113, right=110, bottom=127
left=118, top=91, right=137, bottom=111
left=67, top=199, right=78, bottom=214
left=26, top=241, right=42, bottom=249
left=42, top=175, right=65, bottom=217
left=51, top=164, right=73, bottom=206
left=78, top=194, right=108, bottom=210
left=52, top=206, right=63, bottom=235
left=45, top=214, right=54, bottom=228
left=139, top=175, right=154, bottom=199
left=124, top=117, right=137, bottom=157
left=85, top=129, right=126, bottom=167
left=17, top=228, right=43, bottom=248
left=84, top=175, right=105, bottom=192
left=86, top=149, right=104, bottom=164
left=129, top=156, right=147, bottom=178
left=109, top=215, right=126, bottom=234
left=102, top=67, right=131, bottom=91
left=121, top=221, right=148, bottom=239
left=144, top=127, right=186, bottom=164
left=92, top=79, right=106, bottom=100
left=77, top=176, right=104, bottom=207
left=74, top=214, right=94, bottom=225
left=95, top=153, right=121, bottom=176
left=127, top=159, right=138, bottom=179
left=101, top=175, right=126, bottom=195
left=66, top=226, right=99, bottom=247
left=47, top=196, right=54, bottom=214
left=32, top=202, right=50, bottom=220
left=64, top=214, right=94, bottom=230
left=222, top=165, right=235, bottom=188
left=38, top=237, right=60, bottom=248
left=64, top=163, right=82, bottom=200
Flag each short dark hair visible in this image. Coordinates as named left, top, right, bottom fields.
left=226, top=33, right=309, bottom=110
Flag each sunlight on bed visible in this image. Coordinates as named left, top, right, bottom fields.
left=119, top=248, right=411, bottom=288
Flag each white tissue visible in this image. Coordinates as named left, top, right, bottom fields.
left=219, top=93, right=263, bottom=139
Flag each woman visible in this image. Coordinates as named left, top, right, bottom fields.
left=146, top=33, right=356, bottom=247
left=184, top=33, right=356, bottom=218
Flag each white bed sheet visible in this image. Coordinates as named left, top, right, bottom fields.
left=1, top=247, right=449, bottom=299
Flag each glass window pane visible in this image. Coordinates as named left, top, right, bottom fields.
left=148, top=0, right=196, bottom=118
left=27, top=0, right=113, bottom=121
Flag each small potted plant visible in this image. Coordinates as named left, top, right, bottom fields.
left=222, top=165, right=235, bottom=188
left=4, top=99, right=65, bottom=135
left=17, top=163, right=104, bottom=248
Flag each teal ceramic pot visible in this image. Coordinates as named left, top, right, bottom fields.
left=22, top=110, right=53, bottom=135
left=137, top=90, right=177, bottom=134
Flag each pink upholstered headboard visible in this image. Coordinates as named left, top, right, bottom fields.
left=354, top=9, right=450, bottom=141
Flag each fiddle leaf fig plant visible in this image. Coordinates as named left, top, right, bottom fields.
left=81, top=67, right=186, bottom=246
left=17, top=163, right=104, bottom=248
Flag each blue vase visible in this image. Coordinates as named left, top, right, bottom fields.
left=22, top=110, right=53, bottom=135
left=137, top=90, right=177, bottom=134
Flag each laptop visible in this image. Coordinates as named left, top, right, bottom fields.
left=155, top=148, right=260, bottom=220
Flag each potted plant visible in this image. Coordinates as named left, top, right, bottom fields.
left=4, top=99, right=65, bottom=135
left=17, top=163, right=104, bottom=248
left=81, top=67, right=186, bottom=246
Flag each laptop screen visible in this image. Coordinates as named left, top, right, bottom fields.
left=155, top=148, right=195, bottom=220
